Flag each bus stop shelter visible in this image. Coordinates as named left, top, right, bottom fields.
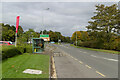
left=32, top=38, right=44, bottom=53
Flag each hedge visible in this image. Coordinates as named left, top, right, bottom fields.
left=2, top=45, right=22, bottom=60
left=1, top=44, right=32, bottom=60
left=25, top=45, right=32, bottom=53
left=76, top=40, right=120, bottom=51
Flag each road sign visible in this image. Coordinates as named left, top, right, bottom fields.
left=40, top=34, right=50, bottom=41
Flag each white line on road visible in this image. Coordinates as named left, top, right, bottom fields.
left=83, top=52, right=87, bottom=53
left=79, top=61, right=83, bottom=64
left=85, top=65, right=92, bottom=69
left=74, top=58, right=78, bottom=61
left=96, top=71, right=106, bottom=77
left=91, top=55, right=118, bottom=62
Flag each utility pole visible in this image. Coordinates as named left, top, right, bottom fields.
left=58, top=36, right=59, bottom=44
left=76, top=31, right=77, bottom=46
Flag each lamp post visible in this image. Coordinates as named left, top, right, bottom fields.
left=41, top=8, right=50, bottom=35
left=76, top=31, right=77, bottom=46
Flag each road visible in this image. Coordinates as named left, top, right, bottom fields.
left=52, top=43, right=118, bottom=78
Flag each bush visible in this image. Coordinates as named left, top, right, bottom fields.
left=116, top=42, right=120, bottom=51
left=25, top=45, right=32, bottom=53
left=2, top=45, right=22, bottom=60
left=17, top=46, right=25, bottom=53
left=17, top=43, right=32, bottom=53
left=77, top=40, right=104, bottom=49
left=2, top=43, right=33, bottom=60
left=76, top=39, right=120, bottom=51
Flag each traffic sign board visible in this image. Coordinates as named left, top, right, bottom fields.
left=40, top=34, right=50, bottom=41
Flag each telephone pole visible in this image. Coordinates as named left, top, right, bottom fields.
left=76, top=31, right=77, bottom=46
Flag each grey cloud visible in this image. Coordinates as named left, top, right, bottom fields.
left=2, top=2, right=117, bottom=36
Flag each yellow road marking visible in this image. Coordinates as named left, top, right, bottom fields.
left=79, top=61, right=83, bottom=64
left=96, top=71, right=106, bottom=77
left=85, top=65, right=92, bottom=69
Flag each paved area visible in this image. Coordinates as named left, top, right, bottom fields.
left=53, top=47, right=102, bottom=78
left=51, top=43, right=118, bottom=78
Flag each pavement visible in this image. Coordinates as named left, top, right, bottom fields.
left=51, top=43, right=118, bottom=78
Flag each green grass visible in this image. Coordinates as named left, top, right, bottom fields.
left=70, top=44, right=120, bottom=54
left=0, top=46, right=2, bottom=79
left=0, top=63, right=2, bottom=79
left=2, top=53, right=50, bottom=78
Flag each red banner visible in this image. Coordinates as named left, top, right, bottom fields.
left=16, top=16, right=20, bottom=33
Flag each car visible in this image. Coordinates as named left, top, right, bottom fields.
left=0, top=41, right=13, bottom=45
left=7, top=41, right=13, bottom=44
left=50, top=41, right=55, bottom=44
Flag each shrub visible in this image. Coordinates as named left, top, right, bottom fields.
left=17, top=46, right=25, bottom=54
left=2, top=44, right=33, bottom=60
left=17, top=43, right=32, bottom=53
left=77, top=40, right=104, bottom=49
left=25, top=45, right=32, bottom=53
left=2, top=45, right=22, bottom=60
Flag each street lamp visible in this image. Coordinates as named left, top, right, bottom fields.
left=41, top=8, right=50, bottom=35
left=76, top=31, right=77, bottom=46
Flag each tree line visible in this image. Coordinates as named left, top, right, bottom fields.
left=1, top=4, right=120, bottom=51
left=1, top=23, right=71, bottom=44
left=71, top=4, right=120, bottom=51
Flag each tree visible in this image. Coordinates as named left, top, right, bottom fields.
left=86, top=4, right=120, bottom=43
left=17, top=26, right=24, bottom=37
left=2, top=24, right=15, bottom=42
left=71, top=31, right=89, bottom=45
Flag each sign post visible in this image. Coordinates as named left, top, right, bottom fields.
left=15, top=16, right=20, bottom=47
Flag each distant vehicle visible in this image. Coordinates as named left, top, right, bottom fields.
left=7, top=41, right=13, bottom=44
left=50, top=41, right=55, bottom=44
left=0, top=41, right=13, bottom=45
left=27, top=41, right=32, bottom=44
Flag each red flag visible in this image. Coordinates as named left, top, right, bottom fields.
left=16, top=16, right=20, bottom=33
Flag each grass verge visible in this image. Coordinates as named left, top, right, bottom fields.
left=70, top=44, right=120, bottom=54
left=0, top=63, right=1, bottom=79
left=2, top=53, right=50, bottom=78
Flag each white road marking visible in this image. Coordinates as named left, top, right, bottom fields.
left=74, top=58, right=78, bottom=61
left=71, top=56, right=74, bottom=58
left=91, top=55, right=118, bottom=62
left=96, top=71, right=106, bottom=77
left=79, top=61, right=83, bottom=64
left=85, top=65, right=92, bottom=69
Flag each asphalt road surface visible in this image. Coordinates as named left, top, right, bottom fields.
left=52, top=43, right=118, bottom=78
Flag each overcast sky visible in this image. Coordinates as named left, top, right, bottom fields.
left=1, top=2, right=118, bottom=36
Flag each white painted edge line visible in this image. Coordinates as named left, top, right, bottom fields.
left=79, top=61, right=83, bottom=64
left=96, top=71, right=106, bottom=77
left=85, top=65, right=92, bottom=69
left=91, top=55, right=118, bottom=62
